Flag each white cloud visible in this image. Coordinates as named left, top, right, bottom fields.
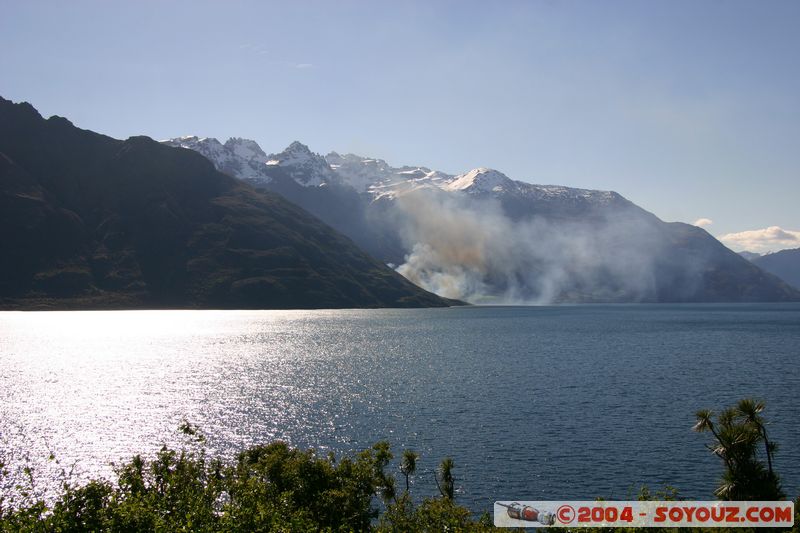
left=693, top=217, right=713, bottom=228
left=718, top=226, right=800, bottom=253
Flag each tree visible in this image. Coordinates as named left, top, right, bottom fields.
left=693, top=398, right=784, bottom=500
left=400, top=449, right=419, bottom=494
left=369, top=441, right=396, bottom=504
left=735, top=398, right=776, bottom=476
left=435, top=457, right=455, bottom=500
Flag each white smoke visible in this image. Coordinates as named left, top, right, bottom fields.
left=394, top=189, right=671, bottom=304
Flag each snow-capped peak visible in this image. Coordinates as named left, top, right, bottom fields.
left=162, top=135, right=271, bottom=183
left=163, top=135, right=227, bottom=161
left=266, top=141, right=316, bottom=165
left=168, top=135, right=205, bottom=144
left=224, top=137, right=268, bottom=163
left=324, top=151, right=454, bottom=194
left=162, top=136, right=339, bottom=188
left=162, top=135, right=621, bottom=207
left=266, top=141, right=337, bottom=186
left=325, top=152, right=396, bottom=192
left=443, top=168, right=515, bottom=193
left=164, top=135, right=221, bottom=149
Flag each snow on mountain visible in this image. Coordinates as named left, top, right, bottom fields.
left=324, top=151, right=621, bottom=205
left=162, top=136, right=270, bottom=183
left=442, top=167, right=516, bottom=193
left=164, top=135, right=229, bottom=166
left=266, top=141, right=337, bottom=187
left=164, top=136, right=620, bottom=206
left=437, top=167, right=621, bottom=205
left=505, top=181, right=621, bottom=207
left=162, top=137, right=340, bottom=188
left=325, top=152, right=453, bottom=197
left=323, top=153, right=620, bottom=209
left=326, top=152, right=395, bottom=192
left=225, top=137, right=269, bottom=163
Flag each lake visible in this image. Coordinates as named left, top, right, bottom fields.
left=1, top=304, right=799, bottom=512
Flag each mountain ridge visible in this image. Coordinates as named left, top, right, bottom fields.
left=161, top=134, right=800, bottom=303
left=0, top=97, right=459, bottom=309
left=751, top=248, right=800, bottom=289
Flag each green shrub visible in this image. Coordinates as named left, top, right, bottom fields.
left=0, top=433, right=495, bottom=532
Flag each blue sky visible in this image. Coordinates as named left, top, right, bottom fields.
left=2, top=1, right=799, bottom=251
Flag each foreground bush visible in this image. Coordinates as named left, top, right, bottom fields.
left=0, top=426, right=497, bottom=532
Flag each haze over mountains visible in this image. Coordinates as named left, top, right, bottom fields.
left=164, top=136, right=800, bottom=303
left=0, top=97, right=457, bottom=309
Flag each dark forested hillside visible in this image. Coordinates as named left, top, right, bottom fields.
left=0, top=97, right=457, bottom=309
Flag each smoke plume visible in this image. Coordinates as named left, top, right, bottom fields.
left=393, top=189, right=675, bottom=304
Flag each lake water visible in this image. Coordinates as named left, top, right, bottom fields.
left=1, top=304, right=799, bottom=512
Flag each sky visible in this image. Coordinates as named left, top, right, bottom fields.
left=2, top=0, right=799, bottom=252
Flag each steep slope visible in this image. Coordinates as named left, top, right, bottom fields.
left=752, top=248, right=800, bottom=289
left=0, top=97, right=457, bottom=309
left=162, top=137, right=800, bottom=303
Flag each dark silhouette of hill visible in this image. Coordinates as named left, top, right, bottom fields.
left=0, top=97, right=458, bottom=309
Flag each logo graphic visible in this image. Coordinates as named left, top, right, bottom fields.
left=496, top=502, right=556, bottom=525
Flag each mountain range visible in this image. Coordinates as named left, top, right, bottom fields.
left=741, top=249, right=800, bottom=290
left=0, top=97, right=457, bottom=309
left=164, top=136, right=800, bottom=303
